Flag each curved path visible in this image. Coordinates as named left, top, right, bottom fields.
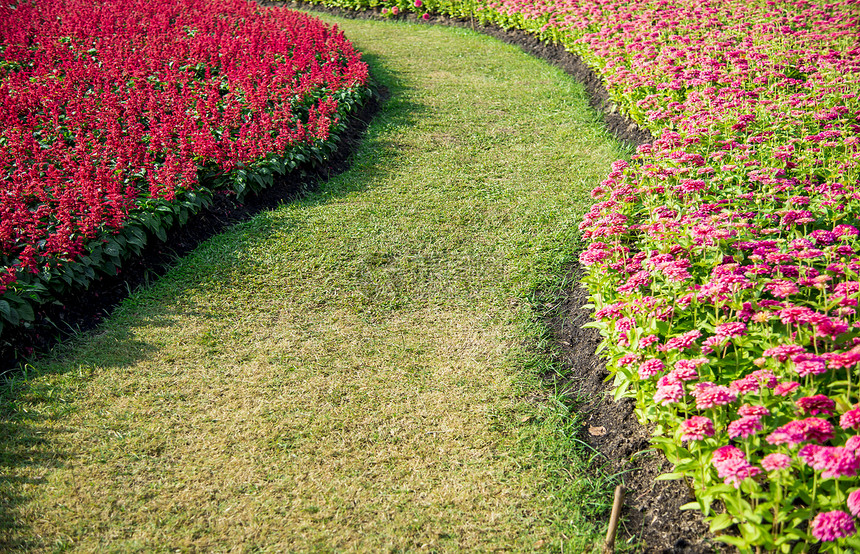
left=0, top=14, right=626, bottom=552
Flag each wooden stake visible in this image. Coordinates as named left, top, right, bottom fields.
left=602, top=485, right=625, bottom=554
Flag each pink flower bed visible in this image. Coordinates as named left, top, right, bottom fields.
left=0, top=0, right=368, bottom=333
left=556, top=0, right=860, bottom=550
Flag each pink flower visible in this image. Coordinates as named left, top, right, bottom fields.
left=798, top=444, right=822, bottom=466
left=701, top=335, right=726, bottom=352
left=810, top=511, right=856, bottom=541
left=712, top=445, right=745, bottom=464
left=791, top=353, right=828, bottom=377
left=774, top=381, right=800, bottom=396
left=848, top=489, right=860, bottom=518
left=766, top=279, right=799, bottom=298
left=639, top=334, right=659, bottom=348
left=654, top=382, right=685, bottom=406
left=693, top=383, right=737, bottom=409
left=796, top=395, right=836, bottom=416
left=422, top=13, right=429, bottom=20
left=711, top=447, right=760, bottom=488
left=841, top=406, right=860, bottom=430
left=761, top=453, right=792, bottom=471
left=766, top=418, right=834, bottom=446
left=663, top=330, right=701, bottom=351
left=846, top=436, right=860, bottom=452
left=617, top=352, right=640, bottom=366
left=727, top=416, right=762, bottom=439
left=414, top=0, right=422, bottom=6
left=715, top=321, right=746, bottom=339
left=801, top=446, right=860, bottom=479
left=834, top=224, right=859, bottom=239
left=679, top=416, right=714, bottom=441
left=730, top=375, right=761, bottom=394
left=762, top=344, right=805, bottom=362
left=738, top=404, right=770, bottom=418
left=673, top=358, right=708, bottom=377
left=748, top=369, right=778, bottom=388
left=638, top=358, right=665, bottom=380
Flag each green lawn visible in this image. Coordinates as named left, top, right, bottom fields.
left=1, top=14, right=628, bottom=552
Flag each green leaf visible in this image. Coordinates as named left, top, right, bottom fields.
left=680, top=501, right=703, bottom=512
left=16, top=301, right=34, bottom=322
left=715, top=534, right=751, bottom=549
left=655, top=472, right=684, bottom=481
left=709, top=513, right=734, bottom=532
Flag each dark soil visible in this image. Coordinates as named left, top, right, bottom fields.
left=545, top=266, right=731, bottom=553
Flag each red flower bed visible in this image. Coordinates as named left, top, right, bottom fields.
left=0, top=0, right=368, bottom=332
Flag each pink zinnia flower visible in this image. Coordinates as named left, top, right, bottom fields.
left=638, top=358, right=665, bottom=380
left=712, top=447, right=760, bottom=488
left=811, top=511, right=856, bottom=541
left=679, top=416, right=715, bottom=442
left=848, top=489, right=860, bottom=518
left=673, top=358, right=707, bottom=376
left=693, top=383, right=737, bottom=409
left=730, top=375, right=761, bottom=394
left=639, top=334, right=659, bottom=348
left=841, top=406, right=860, bottom=430
left=712, top=445, right=745, bottom=464
left=663, top=330, right=701, bottom=351
left=667, top=366, right=699, bottom=383
left=796, top=395, right=836, bottom=416
left=715, top=321, right=746, bottom=339
left=728, top=416, right=763, bottom=439
left=846, top=436, right=860, bottom=452
left=617, top=352, right=640, bottom=366
left=654, top=382, right=685, bottom=406
left=761, top=453, right=792, bottom=471
left=833, top=224, right=859, bottom=239
left=738, top=404, right=770, bottom=418
left=774, top=381, right=800, bottom=396
left=748, top=369, right=778, bottom=388
left=792, top=353, right=828, bottom=377
left=810, top=447, right=860, bottom=479
left=763, top=344, right=805, bottom=362
left=766, top=279, right=799, bottom=298
left=767, top=418, right=834, bottom=446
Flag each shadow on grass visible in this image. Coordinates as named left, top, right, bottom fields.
left=0, top=47, right=423, bottom=546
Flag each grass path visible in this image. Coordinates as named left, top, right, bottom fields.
left=1, top=14, right=627, bottom=552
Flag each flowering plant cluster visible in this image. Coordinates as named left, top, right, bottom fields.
left=0, top=0, right=368, bottom=337
left=569, top=1, right=860, bottom=551
left=295, top=0, right=860, bottom=550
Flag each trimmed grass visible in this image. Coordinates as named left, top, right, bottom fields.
left=0, top=14, right=629, bottom=552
